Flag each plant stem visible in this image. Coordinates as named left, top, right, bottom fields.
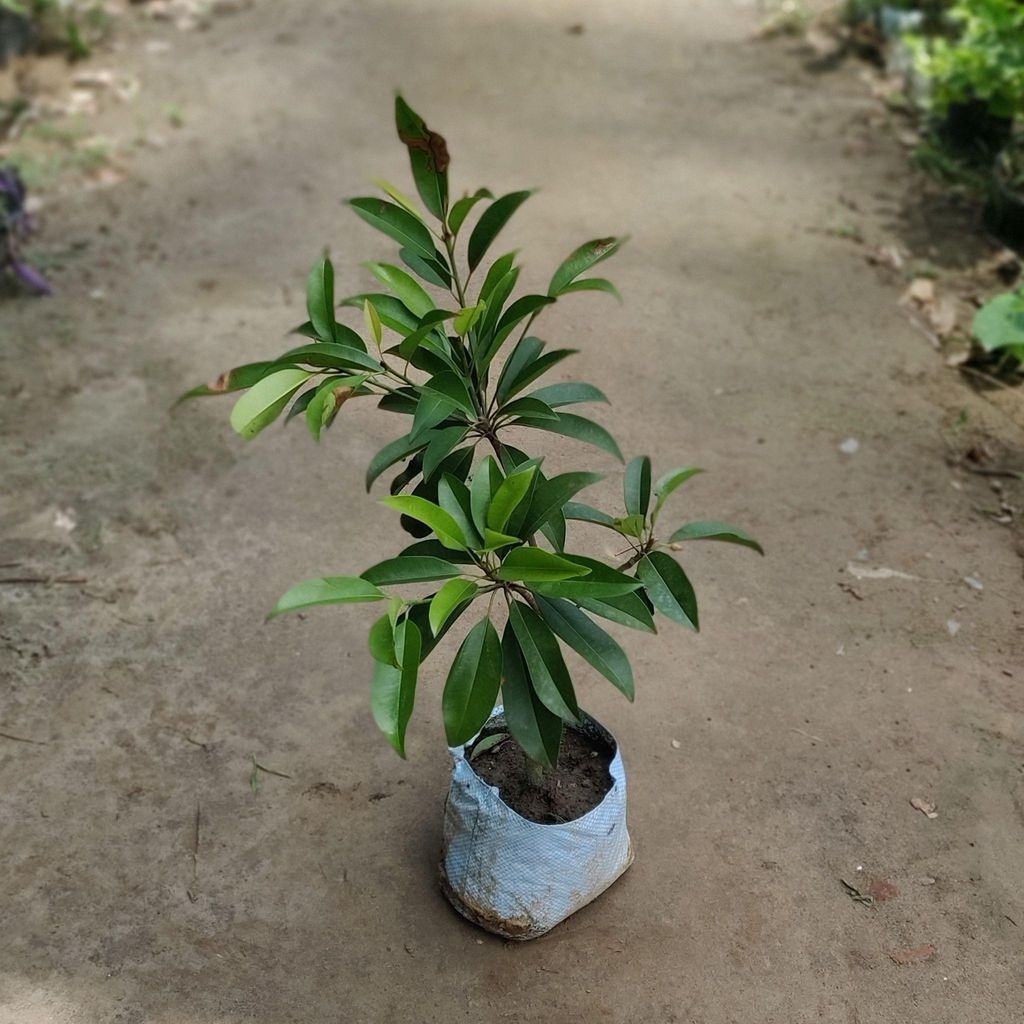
left=524, top=755, right=546, bottom=788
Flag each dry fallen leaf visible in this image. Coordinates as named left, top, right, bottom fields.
left=910, top=796, right=938, bottom=819
left=904, top=278, right=935, bottom=305
left=890, top=944, right=936, bottom=965
left=868, top=879, right=899, bottom=902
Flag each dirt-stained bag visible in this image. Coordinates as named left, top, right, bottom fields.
left=440, top=707, right=633, bottom=940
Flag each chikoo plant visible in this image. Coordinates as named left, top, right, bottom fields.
left=182, top=97, right=762, bottom=777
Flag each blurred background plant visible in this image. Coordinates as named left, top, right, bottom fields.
left=0, top=0, right=113, bottom=63
left=0, top=164, right=49, bottom=292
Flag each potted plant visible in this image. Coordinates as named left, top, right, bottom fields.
left=907, top=0, right=1024, bottom=161
left=181, top=97, right=763, bottom=940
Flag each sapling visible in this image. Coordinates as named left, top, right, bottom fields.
left=183, top=97, right=762, bottom=786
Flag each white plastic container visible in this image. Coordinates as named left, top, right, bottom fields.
left=440, top=708, right=633, bottom=940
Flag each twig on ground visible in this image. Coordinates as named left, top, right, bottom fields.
left=187, top=802, right=201, bottom=902
left=0, top=575, right=88, bottom=585
left=0, top=729, right=48, bottom=745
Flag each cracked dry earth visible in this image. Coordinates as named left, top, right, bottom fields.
left=1, top=1, right=1023, bottom=1022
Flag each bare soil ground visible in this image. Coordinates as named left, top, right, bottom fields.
left=2, top=2, right=1023, bottom=1022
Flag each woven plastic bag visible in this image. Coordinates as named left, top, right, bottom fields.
left=439, top=707, right=633, bottom=940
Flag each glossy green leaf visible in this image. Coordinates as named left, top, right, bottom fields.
left=268, top=575, right=387, bottom=618
left=496, top=547, right=590, bottom=583
left=548, top=237, right=625, bottom=296
left=527, top=382, right=609, bottom=408
left=175, top=361, right=274, bottom=405
left=371, top=177, right=425, bottom=221
left=470, top=455, right=503, bottom=535
left=520, top=471, right=603, bottom=539
left=495, top=343, right=577, bottom=403
left=636, top=551, right=698, bottom=630
left=430, top=579, right=480, bottom=637
left=400, top=247, right=451, bottom=289
left=395, top=96, right=448, bottom=221
left=340, top=293, right=419, bottom=335
left=624, top=455, right=652, bottom=517
left=500, top=625, right=562, bottom=768
left=305, top=376, right=367, bottom=440
left=493, top=294, right=555, bottom=338
left=555, top=277, right=621, bottom=301
left=454, top=302, right=486, bottom=337
left=538, top=508, right=566, bottom=552
left=381, top=495, right=466, bottom=549
left=422, top=427, right=471, bottom=480
left=563, top=501, right=616, bottom=528
left=306, top=257, right=336, bottom=342
left=362, top=556, right=463, bottom=586
left=447, top=189, right=493, bottom=236
left=528, top=555, right=643, bottom=599
left=229, top=368, right=313, bottom=440
left=272, top=343, right=383, bottom=374
left=487, top=465, right=537, bottom=532
left=497, top=396, right=559, bottom=421
left=410, top=392, right=457, bottom=442
left=536, top=596, right=634, bottom=701
left=364, top=262, right=434, bottom=318
left=478, top=252, right=518, bottom=304
left=366, top=432, right=431, bottom=491
left=480, top=528, right=521, bottom=551
left=511, top=411, right=623, bottom=462
left=578, top=589, right=656, bottom=633
left=652, top=467, right=704, bottom=524
left=442, top=617, right=502, bottom=744
left=363, top=299, right=383, bottom=345
left=437, top=474, right=483, bottom=550
left=613, top=513, right=646, bottom=539
left=400, top=539, right=476, bottom=565
left=371, top=618, right=421, bottom=757
left=349, top=196, right=436, bottom=259
left=668, top=520, right=764, bottom=554
left=468, top=190, right=533, bottom=272
left=368, top=613, right=397, bottom=666
left=508, top=601, right=579, bottom=721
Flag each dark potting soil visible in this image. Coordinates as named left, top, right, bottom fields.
left=468, top=728, right=614, bottom=824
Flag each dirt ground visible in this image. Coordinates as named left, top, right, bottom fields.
left=2, top=1, right=1023, bottom=1022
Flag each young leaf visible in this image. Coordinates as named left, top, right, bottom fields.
left=442, top=617, right=502, bottom=744
left=371, top=177, right=425, bottom=221
left=548, top=237, right=625, bottom=296
left=364, top=262, right=435, bottom=319
left=624, top=455, right=652, bottom=517
left=340, top=293, right=419, bottom=335
left=430, top=579, right=480, bottom=637
left=507, top=601, right=579, bottom=721
left=527, top=382, right=609, bottom=409
left=175, top=361, right=274, bottom=405
left=230, top=368, right=313, bottom=440
left=668, top=520, right=764, bottom=554
left=371, top=618, right=422, bottom=757
left=305, top=378, right=362, bottom=440
left=268, top=575, right=387, bottom=618
left=495, top=547, right=590, bottom=583
left=306, top=257, right=336, bottom=342
left=447, top=189, right=493, bottom=236
left=519, top=471, right=603, bottom=539
left=368, top=613, right=397, bottom=666
left=381, top=495, right=467, bottom=550
left=487, top=465, right=537, bottom=533
left=395, top=95, right=449, bottom=221
left=363, top=299, right=383, bottom=346
left=349, top=197, right=436, bottom=259
left=636, top=552, right=699, bottom=630
left=453, top=302, right=486, bottom=337
left=613, top=513, right=646, bottom=539
left=652, top=467, right=704, bottom=524
left=511, top=411, right=623, bottom=462
left=468, top=190, right=533, bottom=272
left=361, top=556, right=463, bottom=585
left=500, top=626, right=562, bottom=768
left=536, top=596, right=634, bottom=701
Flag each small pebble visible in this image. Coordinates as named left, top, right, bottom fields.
left=670, top=739, right=681, bottom=749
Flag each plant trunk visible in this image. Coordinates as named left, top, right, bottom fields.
left=524, top=756, right=546, bottom=789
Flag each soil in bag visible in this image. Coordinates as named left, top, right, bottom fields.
left=469, top=727, right=614, bottom=824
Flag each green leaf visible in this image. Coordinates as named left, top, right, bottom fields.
left=536, top=596, right=634, bottom=701
left=442, top=617, right=502, bottom=744
left=340, top=293, right=419, bottom=335
left=613, top=514, right=646, bottom=539
left=306, top=257, right=336, bottom=342
left=366, top=432, right=431, bottom=491
left=624, top=455, right=652, bottom=517
left=528, top=555, right=643, bottom=599
left=447, top=189, right=493, bottom=237
left=437, top=474, right=483, bottom=550
left=364, top=262, right=435, bottom=319
left=652, top=467, right=705, bottom=524
left=555, top=277, right=621, bottom=301
left=381, top=495, right=467, bottom=550
left=520, top=471, right=603, bottom=539
left=972, top=288, right=1024, bottom=356
left=468, top=190, right=533, bottom=272
left=668, top=520, right=764, bottom=554
left=371, top=177, right=425, bottom=221
left=470, top=455, right=502, bottom=535
left=538, top=508, right=566, bottom=551
left=399, top=539, right=475, bottom=565
left=563, top=501, right=616, bottom=528
left=500, top=626, right=562, bottom=768
left=511, top=411, right=623, bottom=462
left=229, top=368, right=313, bottom=440
left=578, top=590, right=656, bottom=633
left=487, top=465, right=537, bottom=532
left=493, top=294, right=556, bottom=339
left=495, top=343, right=577, bottom=403
left=508, top=601, right=579, bottom=721
left=527, top=382, right=609, bottom=408
left=636, top=552, right=699, bottom=630
left=430, top=579, right=480, bottom=637
left=362, top=556, right=463, bottom=585
left=497, top=397, right=559, bottom=421
left=410, top=392, right=458, bottom=441
left=349, top=196, right=436, bottom=259
left=395, top=96, right=448, bottom=221
left=454, top=302, right=486, bottom=337
left=481, top=528, right=521, bottom=551
left=305, top=376, right=366, bottom=440
left=368, top=613, right=397, bottom=666
left=422, top=372, right=477, bottom=417
left=548, top=237, right=625, bottom=296
left=400, top=247, right=451, bottom=289
left=496, top=547, right=590, bottom=583
left=363, top=299, right=383, bottom=345
left=371, top=618, right=422, bottom=757
left=478, top=252, right=518, bottom=303
left=422, top=427, right=470, bottom=480
left=272, top=343, right=383, bottom=373
left=175, top=362, right=274, bottom=405
left=397, top=309, right=457, bottom=360
left=268, top=575, right=387, bottom=618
